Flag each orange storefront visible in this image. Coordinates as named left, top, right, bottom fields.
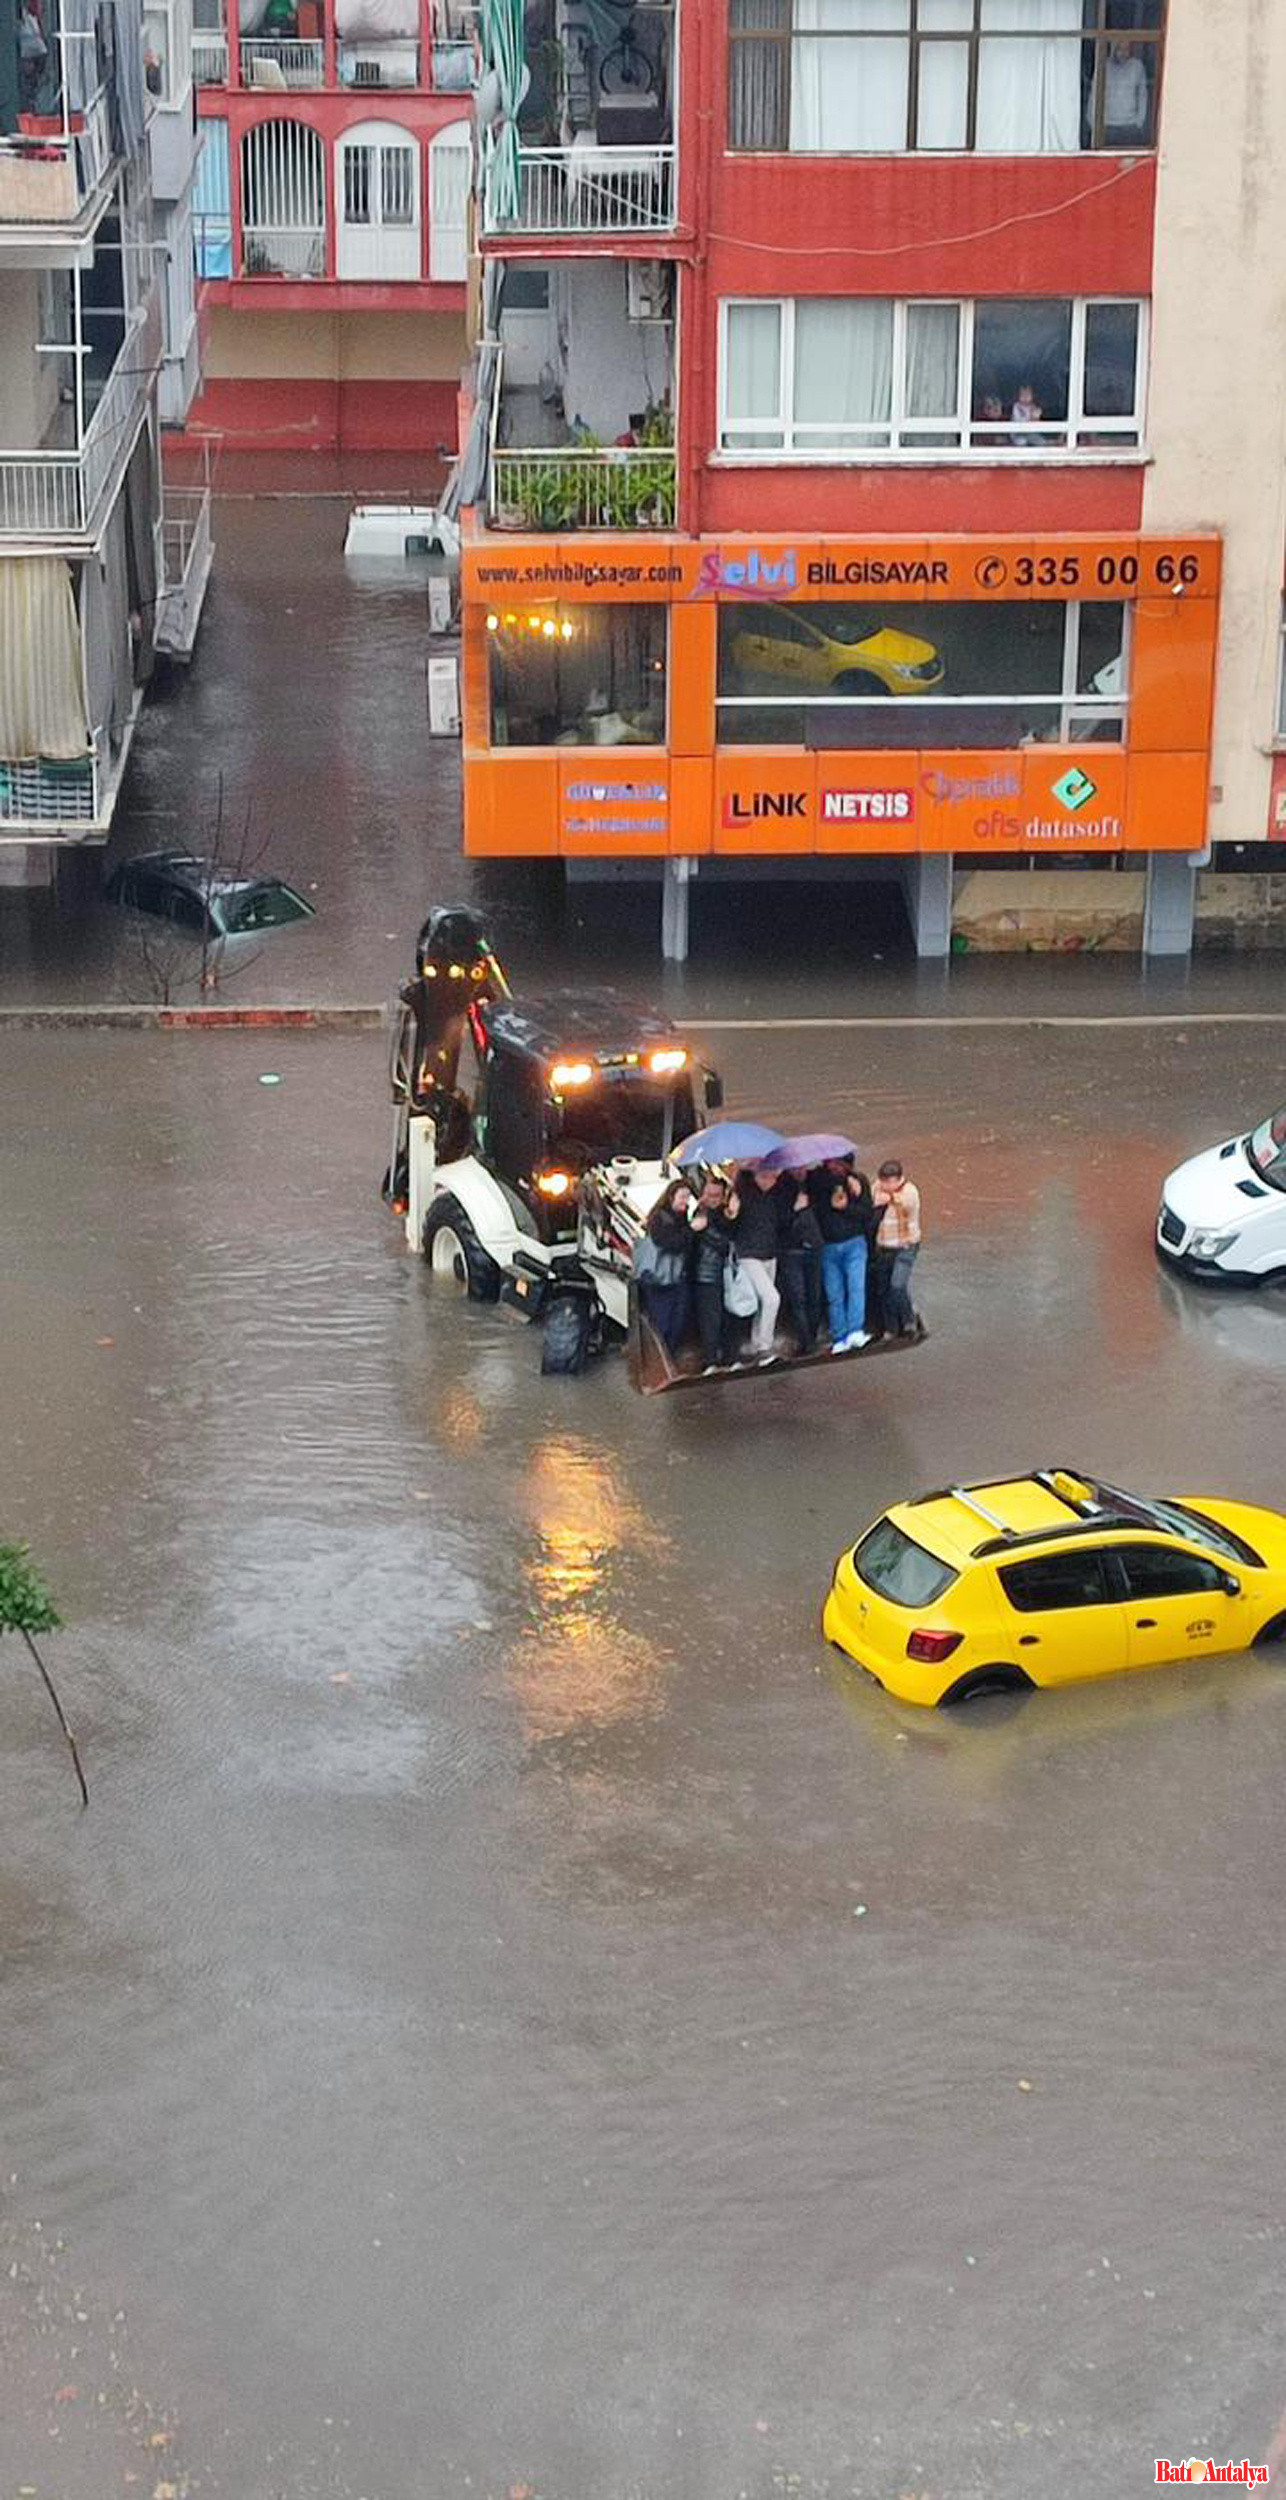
left=460, top=530, right=1219, bottom=863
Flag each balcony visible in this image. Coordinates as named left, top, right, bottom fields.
left=0, top=751, right=98, bottom=831
left=156, top=485, right=214, bottom=659
left=0, top=85, right=113, bottom=229
left=0, top=284, right=163, bottom=541
left=490, top=444, right=675, bottom=531
left=242, top=34, right=326, bottom=85
left=482, top=139, right=675, bottom=237
left=193, top=28, right=229, bottom=79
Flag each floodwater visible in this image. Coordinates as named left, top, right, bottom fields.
left=4, top=490, right=1286, bottom=1017
left=2, top=1016, right=1285, bottom=2499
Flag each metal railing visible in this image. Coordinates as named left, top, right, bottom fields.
left=157, top=484, right=213, bottom=655
left=489, top=445, right=677, bottom=531
left=241, top=223, right=326, bottom=276
left=0, top=83, right=114, bottom=224
left=0, top=283, right=162, bottom=538
left=242, top=36, right=325, bottom=85
left=193, top=30, right=229, bottom=80
left=483, top=141, right=675, bottom=235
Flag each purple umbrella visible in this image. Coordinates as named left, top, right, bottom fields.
left=759, top=1132, right=859, bottom=1172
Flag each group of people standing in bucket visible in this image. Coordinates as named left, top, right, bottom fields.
left=635, top=1155, right=924, bottom=1374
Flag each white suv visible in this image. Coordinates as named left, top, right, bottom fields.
left=1157, top=1106, right=1286, bottom=1282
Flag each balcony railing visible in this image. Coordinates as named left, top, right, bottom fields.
left=489, top=446, right=676, bottom=532
left=0, top=283, right=163, bottom=540
left=0, top=753, right=98, bottom=828
left=157, top=485, right=213, bottom=658
left=241, top=223, right=326, bottom=276
left=193, top=30, right=229, bottom=80
left=483, top=141, right=675, bottom=236
left=0, top=84, right=114, bottom=226
left=242, top=35, right=325, bottom=86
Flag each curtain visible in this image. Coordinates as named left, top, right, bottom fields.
left=789, top=0, right=909, bottom=153
left=905, top=301, right=959, bottom=425
left=729, top=0, right=790, bottom=150
left=725, top=300, right=783, bottom=435
left=0, top=558, right=89, bottom=763
left=976, top=0, right=1081, bottom=152
left=915, top=0, right=971, bottom=147
left=793, top=298, right=892, bottom=441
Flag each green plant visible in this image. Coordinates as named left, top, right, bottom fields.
left=0, top=1543, right=86, bottom=1806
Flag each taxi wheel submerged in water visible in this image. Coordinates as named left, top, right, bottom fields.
left=421, top=1196, right=501, bottom=1302
left=1253, top=1611, right=1286, bottom=1650
left=937, top=1663, right=1034, bottom=1708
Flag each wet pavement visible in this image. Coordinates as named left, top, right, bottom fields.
left=2, top=1015, right=1286, bottom=2499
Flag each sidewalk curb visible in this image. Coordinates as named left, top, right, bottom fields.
left=0, top=1004, right=389, bottom=1031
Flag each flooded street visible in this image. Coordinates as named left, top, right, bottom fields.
left=2, top=1016, right=1285, bottom=2498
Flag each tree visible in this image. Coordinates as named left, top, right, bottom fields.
left=118, top=777, right=267, bottom=1007
left=0, top=1545, right=88, bottom=1808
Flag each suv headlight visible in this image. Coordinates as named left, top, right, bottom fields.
left=1189, top=1228, right=1240, bottom=1259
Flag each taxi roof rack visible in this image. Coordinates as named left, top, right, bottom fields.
left=908, top=1468, right=1119, bottom=1554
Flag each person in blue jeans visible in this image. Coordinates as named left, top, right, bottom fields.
left=813, top=1158, right=876, bottom=1354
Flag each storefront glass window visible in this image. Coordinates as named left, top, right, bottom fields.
left=717, top=598, right=1127, bottom=747
left=487, top=604, right=667, bottom=748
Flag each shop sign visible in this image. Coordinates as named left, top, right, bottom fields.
left=563, top=777, right=668, bottom=837
left=721, top=786, right=808, bottom=824
left=820, top=786, right=916, bottom=824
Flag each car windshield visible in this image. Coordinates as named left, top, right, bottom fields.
left=1087, top=1481, right=1263, bottom=1569
left=216, top=883, right=312, bottom=935
left=1247, top=1106, right=1286, bottom=1191
left=554, top=1076, right=697, bottom=1166
left=854, top=1519, right=959, bottom=1608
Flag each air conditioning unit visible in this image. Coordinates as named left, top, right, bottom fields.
left=427, top=655, right=460, bottom=736
left=626, top=259, right=667, bottom=323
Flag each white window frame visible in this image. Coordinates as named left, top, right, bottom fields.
left=715, top=599, right=1132, bottom=742
left=717, top=294, right=1149, bottom=463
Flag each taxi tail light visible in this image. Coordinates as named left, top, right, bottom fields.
left=906, top=1628, right=964, bottom=1663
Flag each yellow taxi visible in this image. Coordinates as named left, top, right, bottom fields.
left=727, top=606, right=945, bottom=698
left=822, top=1470, right=1286, bottom=1707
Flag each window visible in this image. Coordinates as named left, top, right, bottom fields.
left=344, top=136, right=416, bottom=228
left=1111, top=1545, right=1226, bottom=1601
left=717, top=596, right=1128, bottom=747
left=719, top=295, right=1146, bottom=455
left=487, top=604, right=667, bottom=749
left=1000, top=1551, right=1116, bottom=1611
left=504, top=267, right=551, bottom=311
left=728, top=0, right=1165, bottom=155
left=854, top=1519, right=959, bottom=1607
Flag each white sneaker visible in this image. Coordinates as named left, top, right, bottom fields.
left=850, top=1330, right=872, bottom=1349
left=831, top=1334, right=851, bottom=1355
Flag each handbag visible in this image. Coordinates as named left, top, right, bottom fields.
left=722, top=1254, right=759, bottom=1319
left=633, top=1233, right=685, bottom=1287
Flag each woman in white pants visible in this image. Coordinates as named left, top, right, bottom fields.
left=726, top=1169, right=784, bottom=1364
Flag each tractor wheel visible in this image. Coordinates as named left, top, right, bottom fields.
left=421, top=1196, right=501, bottom=1303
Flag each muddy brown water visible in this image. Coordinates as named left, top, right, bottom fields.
left=1, top=1017, right=1284, bottom=2499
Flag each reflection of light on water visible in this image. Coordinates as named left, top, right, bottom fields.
left=437, top=1384, right=485, bottom=1446
left=508, top=1438, right=670, bottom=1740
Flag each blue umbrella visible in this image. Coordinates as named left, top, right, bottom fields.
left=759, top=1132, right=859, bottom=1172
left=673, top=1121, right=785, bottom=1168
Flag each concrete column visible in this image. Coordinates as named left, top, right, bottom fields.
left=900, top=852, right=952, bottom=959
left=661, top=857, right=693, bottom=963
left=1143, top=852, right=1196, bottom=959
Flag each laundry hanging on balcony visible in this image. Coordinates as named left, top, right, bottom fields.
left=0, top=559, right=90, bottom=764
left=475, top=0, right=527, bottom=223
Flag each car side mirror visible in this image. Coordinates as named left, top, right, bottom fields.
left=1221, top=1572, right=1241, bottom=1597
left=703, top=1069, right=724, bottom=1112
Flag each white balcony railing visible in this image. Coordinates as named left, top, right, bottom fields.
left=193, top=30, right=229, bottom=80
left=0, top=284, right=163, bottom=540
left=157, top=485, right=213, bottom=657
left=489, top=445, right=677, bottom=532
left=241, top=36, right=325, bottom=86
left=241, top=222, right=326, bottom=275
left=0, top=84, right=114, bottom=226
left=483, top=141, right=675, bottom=236
left=0, top=753, right=98, bottom=828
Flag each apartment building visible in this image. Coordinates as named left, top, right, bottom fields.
left=457, top=0, right=1286, bottom=959
left=189, top=0, right=474, bottom=451
left=0, top=0, right=211, bottom=862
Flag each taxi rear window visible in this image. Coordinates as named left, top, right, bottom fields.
left=854, top=1520, right=959, bottom=1608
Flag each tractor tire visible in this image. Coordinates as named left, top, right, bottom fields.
left=421, top=1196, right=501, bottom=1303
left=541, top=1292, right=593, bottom=1376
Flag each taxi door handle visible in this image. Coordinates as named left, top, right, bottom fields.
left=1135, top=1617, right=1158, bottom=1629
left=1018, top=1635, right=1039, bottom=1646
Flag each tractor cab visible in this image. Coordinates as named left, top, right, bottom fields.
left=466, top=993, right=714, bottom=1246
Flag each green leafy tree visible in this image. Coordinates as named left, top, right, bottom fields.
left=0, top=1545, right=87, bottom=1808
